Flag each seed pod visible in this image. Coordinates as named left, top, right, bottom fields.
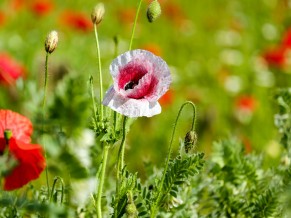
left=147, top=0, right=161, bottom=23
left=184, top=131, right=197, bottom=153
left=91, top=3, right=105, bottom=25
left=45, top=30, right=58, bottom=54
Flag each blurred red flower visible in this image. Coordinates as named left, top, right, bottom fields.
left=0, top=53, right=25, bottom=85
left=116, top=7, right=136, bottom=25
left=0, top=11, right=6, bottom=26
left=241, top=136, right=252, bottom=154
left=30, top=0, right=54, bottom=16
left=262, top=46, right=285, bottom=67
left=141, top=43, right=162, bottom=56
left=0, top=110, right=46, bottom=191
left=163, top=2, right=187, bottom=26
left=60, top=11, right=93, bottom=32
left=234, top=95, right=256, bottom=124
left=262, top=28, right=291, bottom=68
left=10, top=0, right=26, bottom=11
left=159, top=89, right=174, bottom=107
left=282, top=28, right=291, bottom=48
left=235, top=95, right=256, bottom=112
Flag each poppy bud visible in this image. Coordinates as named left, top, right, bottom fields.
left=125, top=203, right=138, bottom=218
left=4, top=129, right=12, bottom=145
left=147, top=0, right=161, bottom=23
left=45, top=30, right=58, bottom=54
left=125, top=191, right=138, bottom=218
left=184, top=131, right=197, bottom=153
left=91, top=3, right=105, bottom=25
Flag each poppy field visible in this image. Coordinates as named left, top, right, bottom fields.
left=0, top=0, right=291, bottom=217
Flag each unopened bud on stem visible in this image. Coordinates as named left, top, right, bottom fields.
left=125, top=191, right=138, bottom=218
left=184, top=131, right=197, bottom=153
left=45, top=30, right=58, bottom=54
left=91, top=3, right=105, bottom=25
left=147, top=0, right=161, bottom=23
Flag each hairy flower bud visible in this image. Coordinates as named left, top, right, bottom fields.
left=125, top=203, right=138, bottom=218
left=45, top=30, right=58, bottom=54
left=184, top=131, right=197, bottom=153
left=91, top=3, right=105, bottom=25
left=147, top=0, right=161, bottom=23
left=125, top=191, right=138, bottom=218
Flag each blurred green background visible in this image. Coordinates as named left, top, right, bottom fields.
left=0, top=0, right=291, bottom=178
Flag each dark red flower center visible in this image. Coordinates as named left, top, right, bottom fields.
left=117, top=61, right=158, bottom=99
left=124, top=80, right=138, bottom=90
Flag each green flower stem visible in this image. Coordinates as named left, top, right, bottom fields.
left=113, top=111, right=117, bottom=132
left=150, top=101, right=197, bottom=217
left=96, top=144, right=110, bottom=218
left=42, top=52, right=49, bottom=110
left=119, top=116, right=128, bottom=171
left=42, top=52, right=50, bottom=199
left=90, top=75, right=98, bottom=125
left=94, top=24, right=104, bottom=121
left=129, top=0, right=143, bottom=50
left=115, top=116, right=128, bottom=217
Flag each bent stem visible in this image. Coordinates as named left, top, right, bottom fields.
left=150, top=101, right=197, bottom=217
left=50, top=176, right=65, bottom=204
left=115, top=116, right=128, bottom=217
left=42, top=52, right=50, bottom=199
left=129, top=0, right=143, bottom=50
left=94, top=24, right=104, bottom=121
left=96, top=144, right=110, bottom=218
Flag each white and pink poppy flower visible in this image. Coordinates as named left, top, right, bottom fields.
left=102, top=49, right=171, bottom=118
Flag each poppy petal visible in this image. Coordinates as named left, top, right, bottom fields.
left=103, top=86, right=161, bottom=117
left=3, top=138, right=46, bottom=191
left=0, top=110, right=32, bottom=143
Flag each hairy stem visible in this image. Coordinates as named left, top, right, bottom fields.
left=97, top=144, right=109, bottom=218
left=42, top=52, right=50, bottom=199
left=150, top=101, right=197, bottom=217
left=115, top=116, right=128, bottom=217
left=94, top=24, right=104, bottom=121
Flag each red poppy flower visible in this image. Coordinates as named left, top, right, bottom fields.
left=0, top=110, right=46, bottom=191
left=262, top=46, right=286, bottom=67
left=30, top=0, right=54, bottom=16
left=159, top=89, right=174, bottom=106
left=0, top=110, right=32, bottom=143
left=282, top=29, right=291, bottom=49
left=235, top=95, right=256, bottom=112
left=60, top=11, right=93, bottom=32
left=0, top=53, right=26, bottom=85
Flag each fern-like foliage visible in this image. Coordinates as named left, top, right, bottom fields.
left=187, top=138, right=283, bottom=218
left=111, top=167, right=137, bottom=218
left=158, top=152, right=205, bottom=209
left=274, top=88, right=291, bottom=149
left=48, top=74, right=91, bottom=137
